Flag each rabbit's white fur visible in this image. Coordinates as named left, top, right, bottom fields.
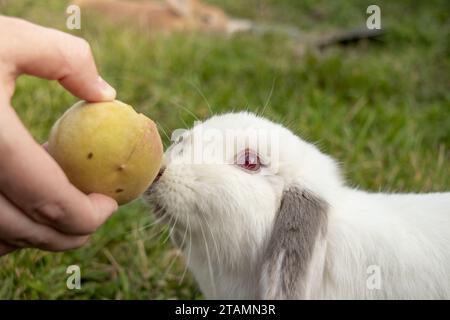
left=145, top=112, right=450, bottom=299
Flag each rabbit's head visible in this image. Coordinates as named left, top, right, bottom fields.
left=145, top=112, right=344, bottom=298
left=167, top=0, right=252, bottom=34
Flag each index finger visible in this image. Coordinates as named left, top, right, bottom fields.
left=0, top=16, right=116, bottom=102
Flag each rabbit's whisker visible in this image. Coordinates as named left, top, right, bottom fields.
left=199, top=221, right=217, bottom=298
left=259, top=78, right=276, bottom=117
left=174, top=102, right=201, bottom=123
left=102, top=204, right=168, bottom=243
left=162, top=213, right=179, bottom=244
left=137, top=211, right=169, bottom=231
left=200, top=213, right=222, bottom=266
left=139, top=224, right=168, bottom=243
left=178, top=113, right=190, bottom=130
left=163, top=218, right=190, bottom=279
left=155, top=121, right=172, bottom=146
left=137, top=212, right=174, bottom=243
left=189, top=81, right=214, bottom=116
left=179, top=215, right=192, bottom=285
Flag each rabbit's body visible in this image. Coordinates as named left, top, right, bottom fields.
left=183, top=190, right=450, bottom=299
left=146, top=112, right=450, bottom=299
left=320, top=191, right=450, bottom=299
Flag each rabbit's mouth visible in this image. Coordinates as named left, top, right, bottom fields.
left=144, top=185, right=167, bottom=219
left=144, top=166, right=167, bottom=216
left=152, top=166, right=166, bottom=184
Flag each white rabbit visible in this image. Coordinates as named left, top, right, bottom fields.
left=145, top=112, right=450, bottom=299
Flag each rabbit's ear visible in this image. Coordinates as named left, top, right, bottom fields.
left=260, top=186, right=328, bottom=299
left=167, top=0, right=195, bottom=16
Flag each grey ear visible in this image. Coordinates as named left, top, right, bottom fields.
left=260, top=186, right=328, bottom=299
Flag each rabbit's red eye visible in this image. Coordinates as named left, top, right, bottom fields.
left=235, top=149, right=261, bottom=172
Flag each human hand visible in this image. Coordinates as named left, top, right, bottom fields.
left=0, top=16, right=118, bottom=256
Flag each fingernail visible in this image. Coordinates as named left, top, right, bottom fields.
left=97, top=76, right=116, bottom=101
left=96, top=196, right=118, bottom=215
left=107, top=198, right=119, bottom=213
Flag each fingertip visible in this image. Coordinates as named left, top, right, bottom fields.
left=59, top=76, right=116, bottom=103
left=96, top=76, right=117, bottom=101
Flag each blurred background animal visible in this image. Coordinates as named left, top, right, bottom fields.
left=74, top=0, right=252, bottom=34
left=74, top=0, right=384, bottom=51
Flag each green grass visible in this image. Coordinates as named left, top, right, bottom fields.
left=0, top=0, right=449, bottom=299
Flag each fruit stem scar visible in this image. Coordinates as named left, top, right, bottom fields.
left=115, top=188, right=124, bottom=193
left=118, top=164, right=126, bottom=171
left=87, top=152, right=94, bottom=159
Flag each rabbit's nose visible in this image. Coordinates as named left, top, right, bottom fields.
left=153, top=166, right=166, bottom=183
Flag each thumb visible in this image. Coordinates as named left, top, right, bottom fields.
left=88, top=193, right=119, bottom=222
left=0, top=241, right=16, bottom=256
